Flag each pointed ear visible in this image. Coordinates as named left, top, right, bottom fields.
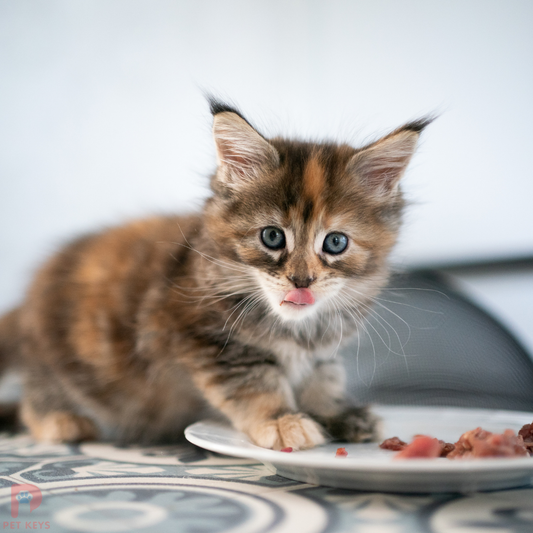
left=212, top=109, right=279, bottom=188
left=346, top=118, right=432, bottom=199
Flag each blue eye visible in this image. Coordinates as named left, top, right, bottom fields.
left=261, top=227, right=286, bottom=250
left=323, top=233, right=348, bottom=254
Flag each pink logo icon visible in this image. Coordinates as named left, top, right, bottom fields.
left=11, top=484, right=42, bottom=518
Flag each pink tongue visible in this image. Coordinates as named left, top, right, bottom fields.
left=283, top=288, right=315, bottom=306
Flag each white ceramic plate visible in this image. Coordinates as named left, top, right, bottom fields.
left=185, top=406, right=533, bottom=493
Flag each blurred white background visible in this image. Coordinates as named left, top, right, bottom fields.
left=1, top=0, right=532, bottom=349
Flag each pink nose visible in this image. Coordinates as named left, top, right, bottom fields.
left=282, top=288, right=315, bottom=306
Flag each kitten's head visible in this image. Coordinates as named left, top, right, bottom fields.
left=204, top=99, right=431, bottom=325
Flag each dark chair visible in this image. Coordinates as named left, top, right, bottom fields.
left=343, top=271, right=533, bottom=411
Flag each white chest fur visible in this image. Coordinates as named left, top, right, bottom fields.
left=269, top=339, right=338, bottom=388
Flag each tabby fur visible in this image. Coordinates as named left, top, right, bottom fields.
left=0, top=100, right=431, bottom=449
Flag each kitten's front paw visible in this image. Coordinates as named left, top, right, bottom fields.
left=248, top=413, right=326, bottom=451
left=34, top=411, right=98, bottom=443
left=320, top=406, right=381, bottom=443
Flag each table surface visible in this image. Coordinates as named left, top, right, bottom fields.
left=0, top=434, right=532, bottom=533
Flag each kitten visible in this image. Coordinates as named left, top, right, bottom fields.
left=0, top=99, right=430, bottom=449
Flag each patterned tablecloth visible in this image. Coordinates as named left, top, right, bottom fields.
left=0, top=434, right=532, bottom=533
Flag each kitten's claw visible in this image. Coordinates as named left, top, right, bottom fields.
left=248, top=413, right=326, bottom=451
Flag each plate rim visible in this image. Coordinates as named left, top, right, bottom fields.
left=184, top=405, right=533, bottom=474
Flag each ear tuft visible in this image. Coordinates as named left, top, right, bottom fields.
left=397, top=115, right=436, bottom=135
left=347, top=116, right=434, bottom=198
left=208, top=96, right=249, bottom=123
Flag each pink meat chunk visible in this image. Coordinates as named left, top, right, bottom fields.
left=379, top=437, right=408, bottom=451
left=518, top=423, right=533, bottom=455
left=447, top=427, right=528, bottom=459
left=394, top=436, right=442, bottom=459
